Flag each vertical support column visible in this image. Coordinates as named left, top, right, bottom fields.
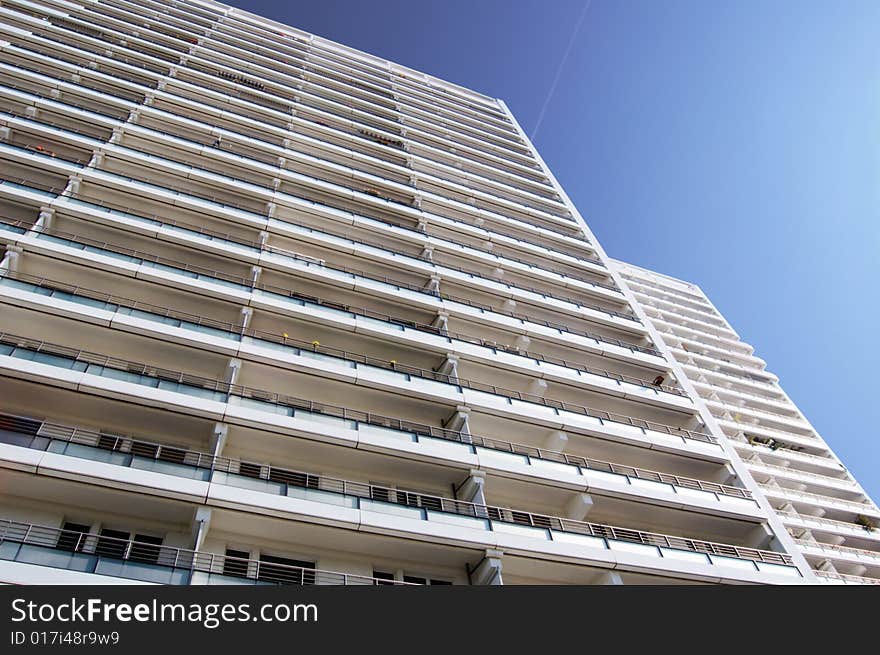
left=0, top=245, right=21, bottom=273
left=210, top=423, right=228, bottom=459
left=455, top=470, right=487, bottom=507
left=596, top=571, right=624, bottom=585
left=544, top=430, right=568, bottom=452
left=469, top=549, right=503, bottom=585
left=443, top=406, right=471, bottom=441
left=191, top=507, right=212, bottom=551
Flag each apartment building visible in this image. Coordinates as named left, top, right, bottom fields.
left=0, top=0, right=812, bottom=585
left=613, top=260, right=880, bottom=585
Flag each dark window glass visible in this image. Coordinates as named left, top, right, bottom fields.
left=268, top=468, right=318, bottom=488
left=56, top=522, right=90, bottom=552
left=129, top=534, right=163, bottom=564
left=223, top=549, right=251, bottom=578
left=96, top=434, right=120, bottom=451
left=373, top=571, right=395, bottom=586
left=157, top=446, right=186, bottom=464
left=95, top=528, right=130, bottom=560
left=370, top=486, right=390, bottom=502
left=130, top=442, right=159, bottom=458
left=238, top=461, right=262, bottom=478
left=258, top=554, right=315, bottom=585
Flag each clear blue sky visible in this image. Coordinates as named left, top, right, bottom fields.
left=232, top=0, right=880, bottom=500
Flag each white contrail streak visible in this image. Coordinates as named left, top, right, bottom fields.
left=530, top=0, right=592, bottom=141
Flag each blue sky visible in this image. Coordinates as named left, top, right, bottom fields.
left=233, top=0, right=880, bottom=500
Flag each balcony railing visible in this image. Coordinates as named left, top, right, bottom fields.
left=792, top=539, right=880, bottom=562
left=707, top=398, right=805, bottom=426
left=5, top=23, right=560, bottom=211
left=0, top=59, right=591, bottom=264
left=759, top=485, right=877, bottom=514
left=0, top=136, right=631, bottom=325
left=731, top=435, right=839, bottom=469
left=0, top=519, right=415, bottom=585
left=0, top=411, right=749, bottom=504
left=0, top=421, right=784, bottom=569
left=3, top=100, right=596, bottom=274
left=680, top=359, right=778, bottom=391
left=34, top=170, right=621, bottom=309
left=0, top=54, right=586, bottom=251
left=1, top=80, right=591, bottom=268
left=747, top=459, right=854, bottom=489
left=778, top=509, right=879, bottom=536
left=0, top=270, right=685, bottom=400
left=0, top=211, right=657, bottom=357
left=814, top=570, right=880, bottom=585
left=0, top=331, right=718, bottom=447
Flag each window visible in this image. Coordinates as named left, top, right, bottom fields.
left=129, top=534, right=163, bottom=564
left=258, top=554, right=315, bottom=585
left=403, top=576, right=452, bottom=586
left=238, top=461, right=263, bottom=478
left=268, top=468, right=318, bottom=489
left=372, top=570, right=396, bottom=586
left=222, top=549, right=251, bottom=578
left=130, top=442, right=159, bottom=458
left=96, top=434, right=120, bottom=451
left=370, top=485, right=391, bottom=502
left=56, top=522, right=90, bottom=552
left=94, top=528, right=130, bottom=560
left=157, top=446, right=186, bottom=464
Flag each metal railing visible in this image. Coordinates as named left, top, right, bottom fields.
left=793, top=539, right=880, bottom=562
left=0, top=330, right=717, bottom=446
left=680, top=358, right=779, bottom=390
left=0, top=270, right=683, bottom=399
left=0, top=411, right=748, bottom=501
left=0, top=57, right=594, bottom=266
left=814, top=570, right=880, bottom=585
left=40, top=173, right=621, bottom=307
left=778, top=509, right=879, bottom=535
left=0, top=519, right=416, bottom=585
left=0, top=53, right=584, bottom=253
left=731, top=436, right=840, bottom=469
left=9, top=20, right=567, bottom=215
left=706, top=397, right=806, bottom=425
left=759, top=485, right=877, bottom=513
left=0, top=420, right=781, bottom=566
left=0, top=144, right=631, bottom=323
left=747, top=460, right=854, bottom=488
left=0, top=212, right=659, bottom=357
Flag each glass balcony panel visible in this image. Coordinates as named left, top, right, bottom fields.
left=94, top=558, right=191, bottom=584
left=130, top=456, right=212, bottom=480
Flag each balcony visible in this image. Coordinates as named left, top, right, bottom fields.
left=0, top=408, right=759, bottom=530
left=814, top=570, right=880, bottom=585
left=0, top=269, right=690, bottom=414
left=761, top=484, right=880, bottom=518
left=0, top=105, right=596, bottom=286
left=0, top=428, right=796, bottom=584
left=0, top=206, right=656, bottom=368
left=0, top=519, right=413, bottom=585
left=0, top=227, right=659, bottom=389
left=0, top=314, right=728, bottom=471
left=0, top=63, right=591, bottom=269
left=793, top=539, right=880, bottom=566
left=779, top=510, right=880, bottom=542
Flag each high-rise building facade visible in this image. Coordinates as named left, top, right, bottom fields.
left=0, top=0, right=843, bottom=585
left=613, top=261, right=880, bottom=584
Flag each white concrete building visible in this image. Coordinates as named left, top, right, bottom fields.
left=613, top=260, right=880, bottom=584
left=0, top=0, right=814, bottom=584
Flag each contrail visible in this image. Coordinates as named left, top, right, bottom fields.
left=530, top=0, right=592, bottom=141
